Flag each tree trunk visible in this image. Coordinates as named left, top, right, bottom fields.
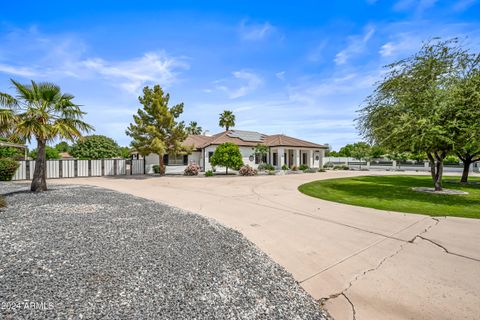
left=31, top=138, right=48, bottom=192
left=427, top=152, right=445, bottom=191
left=226, top=167, right=228, bottom=175
left=159, top=155, right=165, bottom=175
left=460, top=157, right=472, bottom=184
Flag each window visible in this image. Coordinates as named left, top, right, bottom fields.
left=273, top=153, right=277, bottom=166
left=254, top=153, right=267, bottom=164
left=208, top=151, right=214, bottom=163
left=302, top=153, right=307, bottom=165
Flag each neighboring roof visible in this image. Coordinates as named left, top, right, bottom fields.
left=184, top=130, right=326, bottom=149
left=59, top=152, right=74, bottom=159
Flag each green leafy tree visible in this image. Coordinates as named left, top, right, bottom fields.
left=210, top=142, right=243, bottom=174
left=0, top=79, right=92, bottom=191
left=186, top=121, right=203, bottom=135
left=358, top=39, right=467, bottom=191
left=387, top=152, right=409, bottom=170
left=119, top=146, right=131, bottom=159
left=254, top=143, right=268, bottom=164
left=55, top=141, right=70, bottom=153
left=126, top=85, right=189, bottom=174
left=70, top=135, right=121, bottom=159
left=338, top=144, right=354, bottom=157
left=350, top=142, right=371, bottom=169
left=219, top=110, right=235, bottom=131
left=29, top=146, right=60, bottom=160
left=326, top=150, right=339, bottom=157
left=369, top=145, right=386, bottom=158
left=447, top=53, right=480, bottom=183
left=0, top=138, right=24, bottom=159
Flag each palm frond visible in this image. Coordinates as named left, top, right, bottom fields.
left=0, top=92, right=18, bottom=108
left=11, top=79, right=34, bottom=103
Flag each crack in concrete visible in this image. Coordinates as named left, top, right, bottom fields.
left=416, top=235, right=480, bottom=262
left=318, top=217, right=441, bottom=318
left=341, top=292, right=357, bottom=320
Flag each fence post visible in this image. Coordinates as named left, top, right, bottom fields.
left=392, top=160, right=397, bottom=170
left=59, top=160, right=63, bottom=178
left=26, top=160, right=30, bottom=180
left=74, top=160, right=78, bottom=177
left=114, top=159, right=118, bottom=175
left=88, top=160, right=92, bottom=177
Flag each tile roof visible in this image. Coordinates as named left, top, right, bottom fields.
left=183, top=130, right=326, bottom=149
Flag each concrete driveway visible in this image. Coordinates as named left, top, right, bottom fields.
left=55, top=171, right=480, bottom=320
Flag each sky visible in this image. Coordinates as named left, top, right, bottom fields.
left=0, top=1, right=479, bottom=150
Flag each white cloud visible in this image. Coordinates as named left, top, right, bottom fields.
left=393, top=0, right=437, bottom=16
left=335, top=25, right=375, bottom=65
left=82, top=52, right=189, bottom=93
left=275, top=71, right=286, bottom=80
left=239, top=20, right=275, bottom=41
left=0, top=28, right=188, bottom=94
left=215, top=70, right=263, bottom=99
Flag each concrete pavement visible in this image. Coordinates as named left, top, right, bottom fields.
left=54, top=171, right=480, bottom=320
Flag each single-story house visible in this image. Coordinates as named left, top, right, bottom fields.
left=134, top=130, right=327, bottom=174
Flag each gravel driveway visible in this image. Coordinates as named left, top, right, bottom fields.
left=0, top=183, right=329, bottom=319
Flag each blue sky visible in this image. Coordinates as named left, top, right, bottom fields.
left=1, top=1, right=479, bottom=150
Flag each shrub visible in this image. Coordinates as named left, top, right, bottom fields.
left=0, top=158, right=20, bottom=181
left=267, top=170, right=276, bottom=175
left=205, top=170, right=214, bottom=177
left=291, top=166, right=298, bottom=171
left=324, top=162, right=334, bottom=168
left=29, top=146, right=60, bottom=160
left=70, top=135, right=121, bottom=159
left=152, top=165, right=160, bottom=174
left=257, top=163, right=274, bottom=171
left=318, top=168, right=326, bottom=172
left=299, top=164, right=309, bottom=171
left=184, top=163, right=200, bottom=176
left=238, top=165, right=257, bottom=176
left=333, top=164, right=349, bottom=170
left=304, top=168, right=317, bottom=173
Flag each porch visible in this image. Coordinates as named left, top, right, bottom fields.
left=268, top=148, right=323, bottom=169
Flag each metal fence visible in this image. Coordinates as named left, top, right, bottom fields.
left=13, top=159, right=145, bottom=181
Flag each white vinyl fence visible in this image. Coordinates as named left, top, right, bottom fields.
left=13, top=159, right=144, bottom=181
left=323, top=157, right=479, bottom=173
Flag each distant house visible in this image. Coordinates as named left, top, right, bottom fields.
left=137, top=130, right=327, bottom=174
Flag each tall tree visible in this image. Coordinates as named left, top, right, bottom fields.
left=358, top=39, right=467, bottom=191
left=0, top=79, right=92, bottom=191
left=350, top=142, right=371, bottom=169
left=186, top=121, right=203, bottom=135
left=448, top=53, right=480, bottom=183
left=126, top=85, right=189, bottom=174
left=70, top=135, right=121, bottom=159
left=219, top=110, right=235, bottom=131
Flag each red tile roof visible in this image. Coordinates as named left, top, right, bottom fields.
left=184, top=130, right=326, bottom=149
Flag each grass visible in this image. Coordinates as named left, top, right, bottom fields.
left=298, top=175, right=480, bottom=219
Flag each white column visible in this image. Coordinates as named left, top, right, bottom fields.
left=294, top=149, right=300, bottom=167
left=308, top=150, right=313, bottom=167
left=278, top=147, right=285, bottom=168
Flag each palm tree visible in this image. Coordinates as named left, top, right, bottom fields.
left=0, top=79, right=93, bottom=192
left=186, top=121, right=203, bottom=135
left=219, top=110, right=235, bottom=131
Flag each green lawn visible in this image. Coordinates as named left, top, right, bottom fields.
left=298, top=175, right=480, bottom=219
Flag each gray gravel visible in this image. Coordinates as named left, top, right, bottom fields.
left=0, top=183, right=329, bottom=319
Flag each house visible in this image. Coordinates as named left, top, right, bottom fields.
left=139, top=130, right=327, bottom=174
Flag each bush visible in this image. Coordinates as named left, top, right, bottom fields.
left=318, top=168, right=326, bottom=172
left=29, top=146, right=60, bottom=160
left=205, top=170, right=214, bottom=177
left=70, top=135, right=121, bottom=159
left=257, top=163, right=274, bottom=171
left=291, top=166, right=298, bottom=171
left=333, top=164, right=350, bottom=170
left=281, top=164, right=289, bottom=170
left=304, top=168, right=317, bottom=173
left=299, top=164, right=309, bottom=171
left=184, top=163, right=200, bottom=176
left=267, top=170, right=276, bottom=175
left=238, top=165, right=257, bottom=176
left=152, top=164, right=165, bottom=174
left=324, top=162, right=334, bottom=168
left=0, top=158, right=20, bottom=181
